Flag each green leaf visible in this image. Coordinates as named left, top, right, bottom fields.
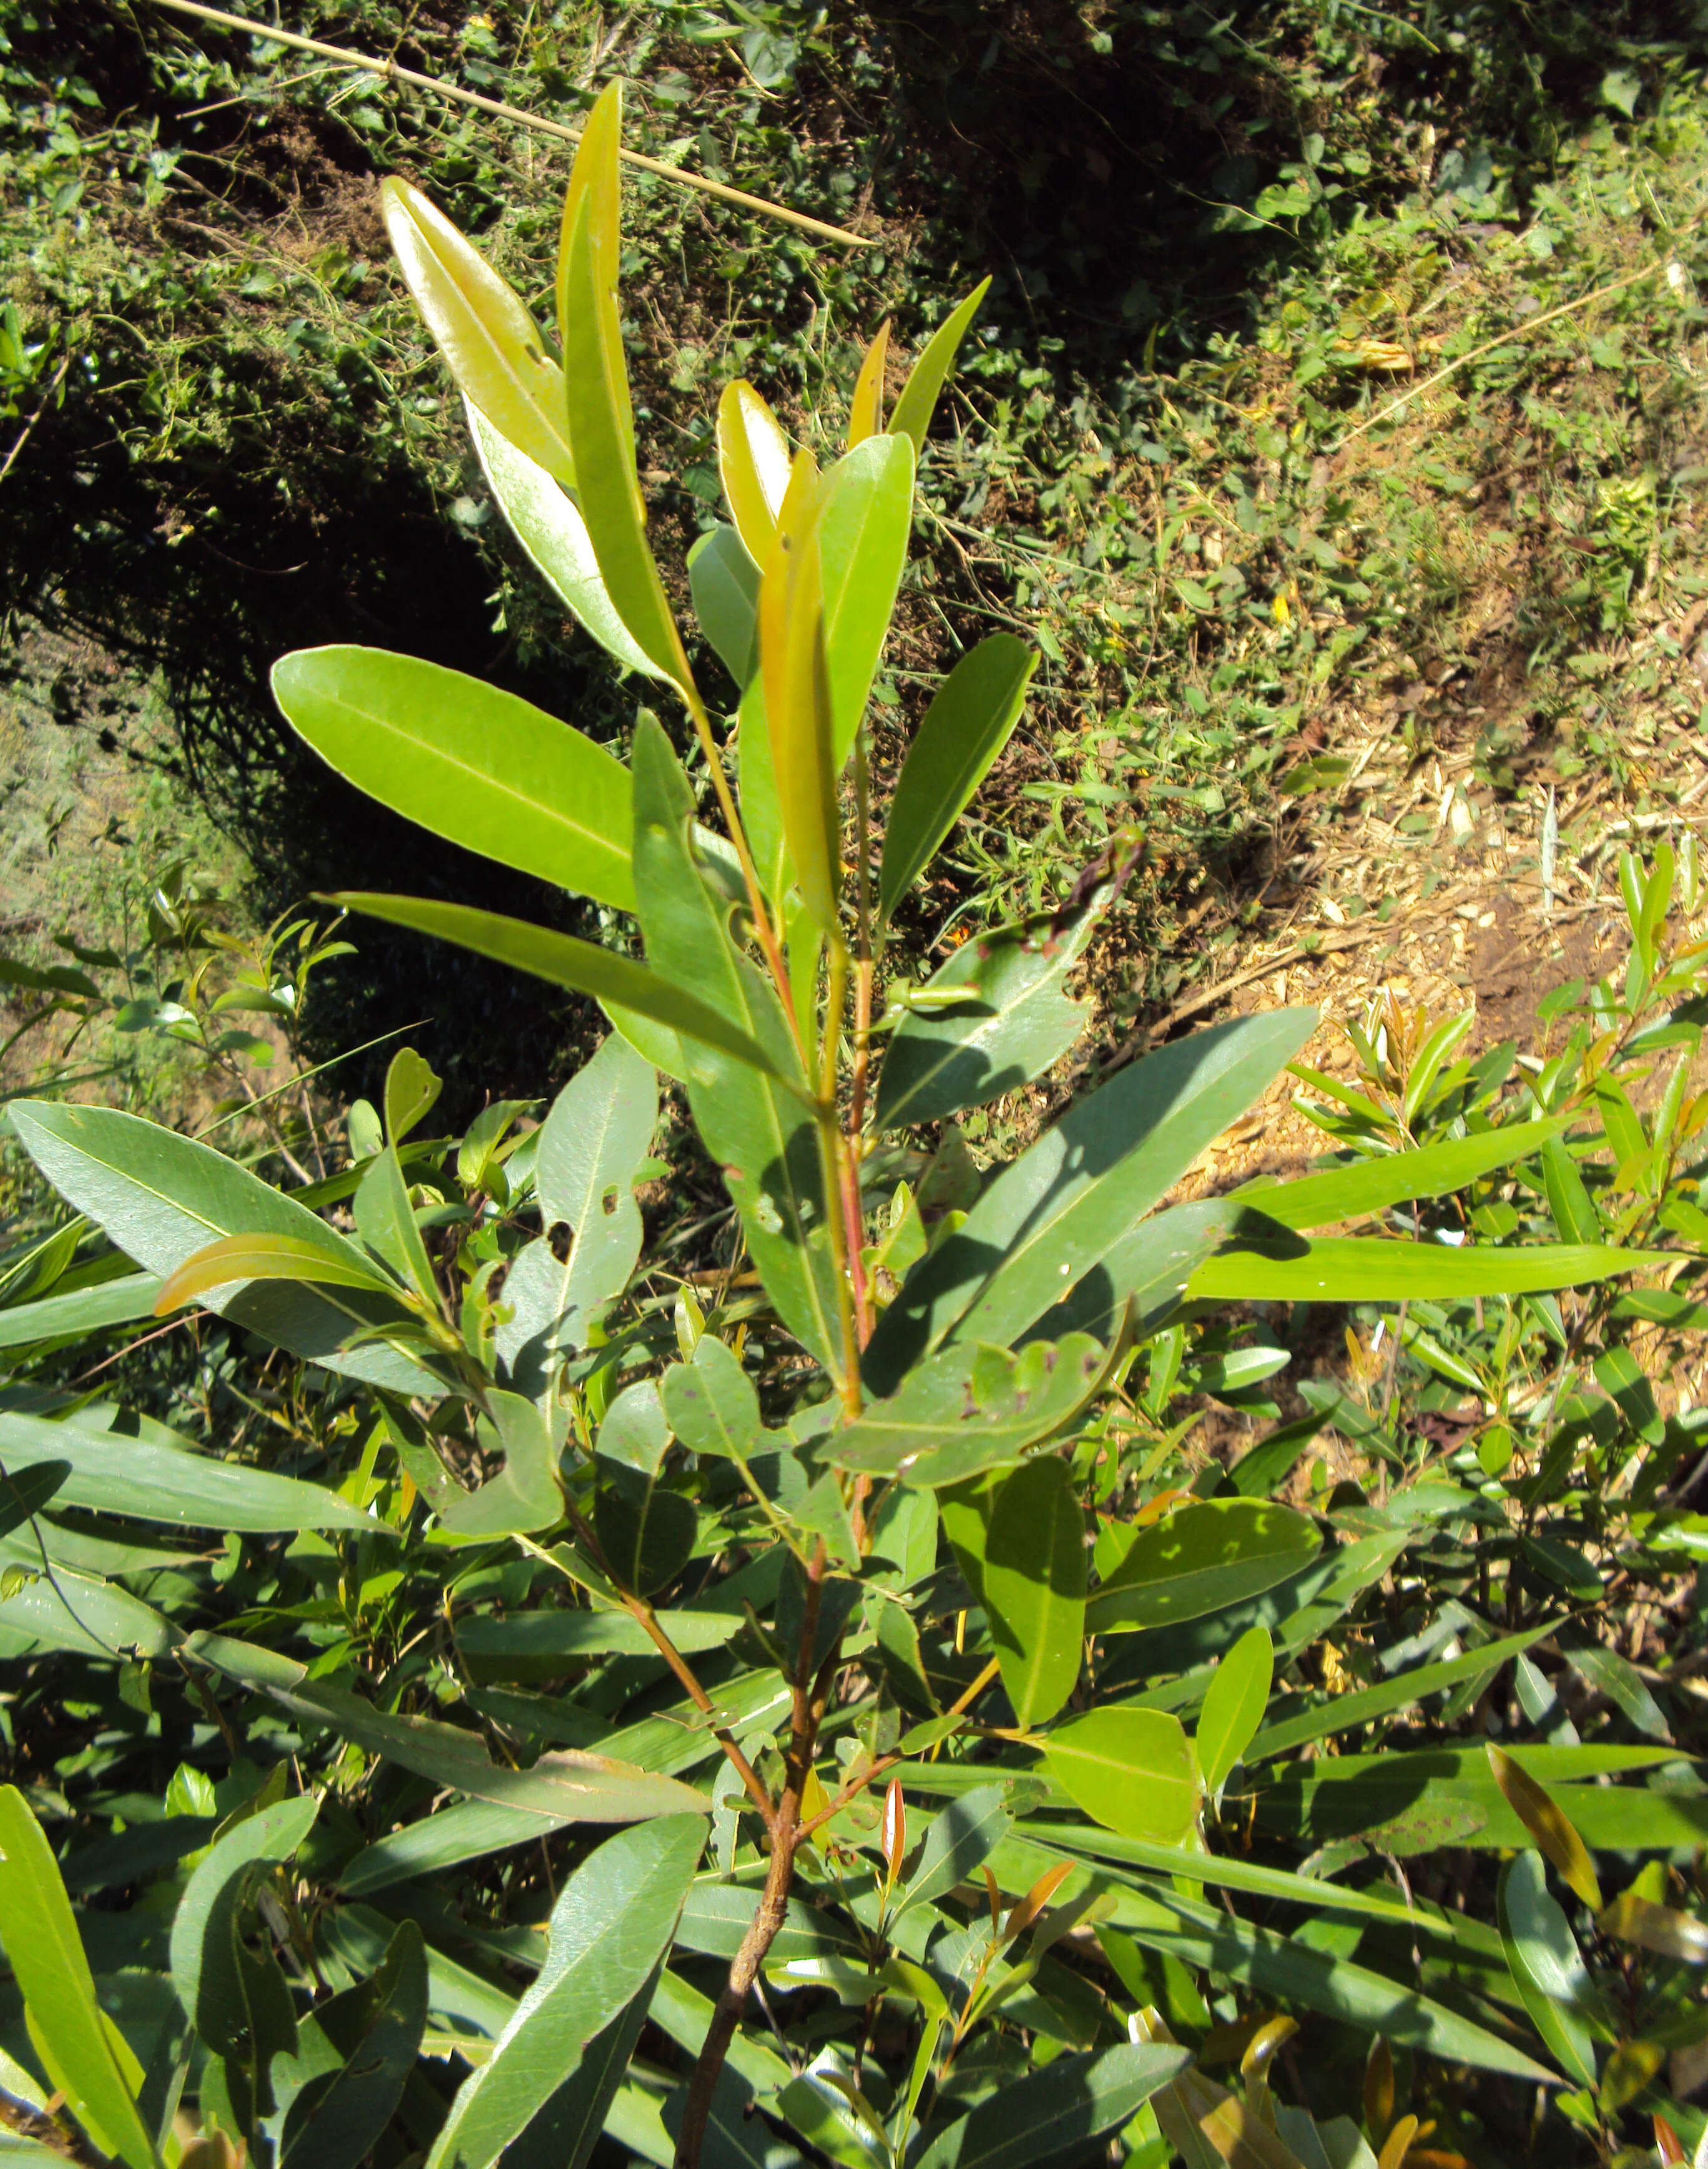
left=629, top=717, right=844, bottom=1379
left=817, top=434, right=916, bottom=765
left=152, top=1231, right=398, bottom=1316
left=984, top=1456, right=1086, bottom=1728
left=0, top=1271, right=165, bottom=1350
left=466, top=401, right=664, bottom=681
left=827, top=1335, right=1109, bottom=1487
left=273, top=647, right=636, bottom=913
left=381, top=176, right=574, bottom=486
left=439, top=1392, right=562, bottom=1540
left=273, top=1920, right=428, bottom=2169
left=865, top=1008, right=1315, bottom=1394
left=1496, top=1852, right=1601, bottom=2087
left=1247, top=1118, right=1572, bottom=1230
left=559, top=91, right=695, bottom=694
left=1247, top=1625, right=1551, bottom=1762
left=1045, top=1706, right=1197, bottom=1842
left=327, top=896, right=794, bottom=1083
left=596, top=1382, right=697, bottom=1595
left=503, top=1966, right=664, bottom=2169
left=0, top=1564, right=175, bottom=1658
left=497, top=1033, right=655, bottom=1389
left=888, top=280, right=991, bottom=455
left=7, top=1100, right=439, bottom=1397
left=187, top=1631, right=711, bottom=1823
left=759, top=451, right=840, bottom=928
left=913, top=2043, right=1189, bottom=2169
left=353, top=1146, right=438, bottom=1302
left=895, top=1783, right=1014, bottom=1919
left=457, top=1608, right=740, bottom=1674
left=384, top=1046, right=442, bottom=1145
left=0, top=1409, right=383, bottom=1535
left=875, top=904, right=1094, bottom=1132
left=1087, top=1500, right=1322, bottom=1636
left=1189, top=1236, right=1662, bottom=1302
left=169, top=1796, right=320, bottom=2053
left=0, top=1786, right=157, bottom=2169
left=879, top=636, right=1036, bottom=921
left=1563, top=1639, right=1671, bottom=1741
left=1540, top=1131, right=1602, bottom=1243
left=689, top=523, right=762, bottom=689
left=660, top=1337, right=764, bottom=1460
left=424, top=1816, right=704, bottom=2169
left=1195, top=1626, right=1273, bottom=1800
left=0, top=1460, right=67, bottom=1540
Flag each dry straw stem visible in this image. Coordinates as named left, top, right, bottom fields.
left=1334, top=205, right=1707, bottom=451
left=147, top=0, right=875, bottom=250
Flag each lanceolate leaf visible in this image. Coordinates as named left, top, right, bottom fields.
left=466, top=403, right=664, bottom=680
left=273, top=1920, right=429, bottom=2169
left=630, top=716, right=845, bottom=1380
left=559, top=90, right=695, bottom=693
left=718, top=380, right=792, bottom=561
left=879, top=636, right=1037, bottom=921
left=425, top=1817, right=704, bottom=2169
left=326, top=896, right=795, bottom=1083
left=6, top=1101, right=440, bottom=1397
left=689, top=523, right=762, bottom=689
left=187, top=1632, right=712, bottom=1823
left=169, top=1795, right=320, bottom=2048
left=818, top=433, right=916, bottom=765
left=1496, top=1852, right=1602, bottom=2087
left=1087, top=1500, right=1321, bottom=1636
left=912, top=2043, right=1189, bottom=2169
left=876, top=902, right=1096, bottom=1131
left=983, top=1457, right=1086, bottom=1729
left=847, top=320, right=890, bottom=447
left=1246, top=1117, right=1573, bottom=1230
left=895, top=1784, right=1014, bottom=1919
left=382, top=176, right=574, bottom=485
left=1188, top=1234, right=1661, bottom=1303
left=760, top=451, right=840, bottom=929
left=273, top=647, right=637, bottom=912
left=0, top=1786, right=157, bottom=2169
left=0, top=1409, right=383, bottom=1535
left=865, top=1009, right=1315, bottom=1394
left=827, top=1335, right=1108, bottom=1487
left=0, top=1272, right=165, bottom=1350
left=889, top=279, right=992, bottom=454
left=1195, top=1626, right=1274, bottom=1800
left=154, top=1232, right=397, bottom=1317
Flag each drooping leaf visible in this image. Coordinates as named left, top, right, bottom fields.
left=718, top=380, right=792, bottom=562
left=152, top=1232, right=398, bottom=1317
left=558, top=89, right=695, bottom=692
left=984, top=1457, right=1086, bottom=1729
left=424, top=1816, right=704, bottom=2169
left=0, top=1409, right=382, bottom=1535
left=466, top=401, right=663, bottom=680
left=497, top=1033, right=655, bottom=1392
left=1043, top=1707, right=1198, bottom=1843
left=6, top=1100, right=439, bottom=1397
left=629, top=716, right=845, bottom=1380
left=889, top=280, right=991, bottom=455
left=689, top=523, right=762, bottom=689
left=913, top=2044, right=1188, bottom=2169
left=326, top=897, right=794, bottom=1083
left=0, top=1786, right=157, bottom=2169
left=827, top=1335, right=1109, bottom=1487
left=1087, top=1501, right=1322, bottom=1636
left=186, top=1632, right=710, bottom=1823
left=876, top=903, right=1095, bottom=1132
left=1195, top=1626, right=1274, bottom=1801
left=865, top=1008, right=1316, bottom=1394
left=1496, top=1852, right=1602, bottom=2087
left=759, top=450, right=840, bottom=929
left=381, top=175, right=574, bottom=484
left=879, top=636, right=1037, bottom=921
left=273, top=647, right=636, bottom=912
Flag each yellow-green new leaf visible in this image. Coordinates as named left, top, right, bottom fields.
left=984, top=1456, right=1086, bottom=1729
left=1044, top=1706, right=1198, bottom=1844
left=759, top=451, right=840, bottom=929
left=718, top=381, right=792, bottom=561
left=889, top=278, right=991, bottom=453
left=847, top=321, right=890, bottom=447
left=1487, top=1743, right=1602, bottom=1911
left=381, top=176, right=574, bottom=486
left=559, top=89, right=697, bottom=695
left=0, top=1787, right=157, bottom=2169
left=155, top=1232, right=400, bottom=1317
left=1196, top=1626, right=1274, bottom=1802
